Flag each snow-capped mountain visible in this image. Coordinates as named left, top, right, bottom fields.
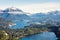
left=3, top=7, right=23, bottom=12
left=0, top=7, right=31, bottom=28
left=0, top=7, right=60, bottom=28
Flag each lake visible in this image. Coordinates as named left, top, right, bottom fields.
left=20, top=32, right=57, bottom=40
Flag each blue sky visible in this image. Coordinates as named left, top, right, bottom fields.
left=0, top=0, right=60, bottom=13
left=0, top=0, right=60, bottom=5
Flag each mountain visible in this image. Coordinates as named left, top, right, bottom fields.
left=0, top=7, right=31, bottom=28
left=31, top=13, right=46, bottom=22
left=0, top=7, right=60, bottom=28
left=3, top=7, right=23, bottom=13
left=30, top=11, right=60, bottom=26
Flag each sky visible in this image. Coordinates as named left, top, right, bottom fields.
left=0, top=0, right=60, bottom=13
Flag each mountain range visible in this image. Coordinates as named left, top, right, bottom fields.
left=0, top=7, right=60, bottom=29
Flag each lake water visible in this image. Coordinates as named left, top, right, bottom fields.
left=20, top=32, right=57, bottom=40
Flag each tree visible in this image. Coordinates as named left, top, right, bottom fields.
left=0, top=30, right=9, bottom=40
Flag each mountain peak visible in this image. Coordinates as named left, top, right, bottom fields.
left=10, top=7, right=18, bottom=10
left=48, top=10, right=60, bottom=15
left=3, top=7, right=23, bottom=13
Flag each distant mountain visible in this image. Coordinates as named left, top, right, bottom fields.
left=31, top=11, right=60, bottom=26
left=3, top=7, right=23, bottom=13
left=0, top=7, right=60, bottom=28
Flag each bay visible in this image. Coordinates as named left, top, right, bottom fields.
left=20, top=32, right=57, bottom=40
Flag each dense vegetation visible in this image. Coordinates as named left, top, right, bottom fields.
left=0, top=27, right=48, bottom=40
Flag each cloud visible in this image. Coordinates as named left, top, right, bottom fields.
left=0, top=3, right=60, bottom=14
left=17, top=3, right=60, bottom=14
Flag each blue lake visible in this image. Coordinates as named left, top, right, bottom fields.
left=20, top=32, right=57, bottom=40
